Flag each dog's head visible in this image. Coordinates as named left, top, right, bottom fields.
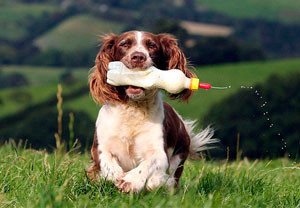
left=89, top=31, right=196, bottom=104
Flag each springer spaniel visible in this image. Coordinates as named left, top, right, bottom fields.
left=88, top=31, right=215, bottom=192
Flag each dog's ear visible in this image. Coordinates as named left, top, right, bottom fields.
left=158, top=33, right=196, bottom=102
left=89, top=34, right=126, bottom=104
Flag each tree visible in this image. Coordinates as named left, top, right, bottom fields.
left=203, top=73, right=300, bottom=159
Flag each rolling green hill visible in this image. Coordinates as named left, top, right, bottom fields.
left=0, top=65, right=89, bottom=119
left=1, top=65, right=88, bottom=86
left=1, top=58, right=300, bottom=124
left=196, top=0, right=300, bottom=23
left=0, top=1, right=58, bottom=41
left=169, top=58, right=300, bottom=122
left=34, top=14, right=125, bottom=52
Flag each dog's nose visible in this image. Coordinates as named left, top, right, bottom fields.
left=130, top=52, right=146, bottom=64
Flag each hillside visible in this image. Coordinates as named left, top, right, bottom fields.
left=1, top=58, right=300, bottom=123
left=196, top=0, right=300, bottom=23
left=34, top=14, right=125, bottom=52
left=1, top=0, right=300, bottom=66
left=0, top=1, right=58, bottom=41
left=0, top=143, right=299, bottom=207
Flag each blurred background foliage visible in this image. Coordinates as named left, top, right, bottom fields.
left=0, top=0, right=300, bottom=159
left=203, top=73, right=300, bottom=159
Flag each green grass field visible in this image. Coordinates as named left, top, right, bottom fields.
left=1, top=58, right=300, bottom=123
left=0, top=1, right=58, bottom=41
left=0, top=65, right=90, bottom=119
left=0, top=142, right=299, bottom=207
left=196, top=0, right=300, bottom=23
left=1, top=65, right=88, bottom=86
left=34, top=14, right=125, bottom=52
left=0, top=83, right=87, bottom=119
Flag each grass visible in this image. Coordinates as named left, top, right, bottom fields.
left=34, top=14, right=125, bottom=52
left=1, top=65, right=88, bottom=86
left=0, top=65, right=92, bottom=118
left=0, top=142, right=299, bottom=207
left=0, top=1, right=58, bottom=41
left=0, top=83, right=87, bottom=119
left=195, top=0, right=300, bottom=23
left=1, top=58, right=300, bottom=123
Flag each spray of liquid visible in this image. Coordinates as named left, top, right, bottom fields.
left=206, top=84, right=293, bottom=161
left=211, top=86, right=232, bottom=90
left=253, top=88, right=288, bottom=157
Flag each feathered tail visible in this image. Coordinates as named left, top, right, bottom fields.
left=183, top=120, right=219, bottom=159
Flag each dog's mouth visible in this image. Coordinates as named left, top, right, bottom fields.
left=125, top=85, right=145, bottom=95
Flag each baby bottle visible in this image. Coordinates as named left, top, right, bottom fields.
left=107, top=61, right=211, bottom=94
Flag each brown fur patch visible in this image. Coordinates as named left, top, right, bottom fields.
left=87, top=130, right=101, bottom=181
left=163, top=102, right=190, bottom=185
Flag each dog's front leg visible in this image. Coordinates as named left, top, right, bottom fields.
left=116, top=132, right=168, bottom=193
left=116, top=151, right=168, bottom=193
left=99, top=151, right=124, bottom=183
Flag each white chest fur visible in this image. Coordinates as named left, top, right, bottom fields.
left=95, top=93, right=165, bottom=171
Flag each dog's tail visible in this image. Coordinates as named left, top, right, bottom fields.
left=183, top=120, right=219, bottom=159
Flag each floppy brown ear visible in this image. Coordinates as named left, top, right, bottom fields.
left=89, top=34, right=126, bottom=104
left=158, top=33, right=197, bottom=102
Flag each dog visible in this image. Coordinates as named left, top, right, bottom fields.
left=87, top=31, right=216, bottom=192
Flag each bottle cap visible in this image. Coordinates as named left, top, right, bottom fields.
left=190, top=78, right=199, bottom=90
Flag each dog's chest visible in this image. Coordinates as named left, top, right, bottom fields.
left=96, top=103, right=164, bottom=170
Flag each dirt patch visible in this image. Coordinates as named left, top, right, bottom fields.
left=181, top=21, right=233, bottom=37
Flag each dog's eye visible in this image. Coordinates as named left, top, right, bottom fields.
left=120, top=43, right=129, bottom=47
left=120, top=41, right=130, bottom=48
left=147, top=41, right=157, bottom=49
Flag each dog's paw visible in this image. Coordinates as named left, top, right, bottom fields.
left=115, top=170, right=146, bottom=193
left=146, top=172, right=168, bottom=191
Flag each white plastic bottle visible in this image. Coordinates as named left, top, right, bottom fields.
left=107, top=61, right=211, bottom=94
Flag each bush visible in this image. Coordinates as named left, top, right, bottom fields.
left=8, top=90, right=32, bottom=104
left=0, top=73, right=29, bottom=89
left=60, top=70, right=77, bottom=85
left=0, top=85, right=91, bottom=151
left=151, top=19, right=265, bottom=66
left=26, top=48, right=97, bottom=67
left=202, top=73, right=300, bottom=159
left=0, top=108, right=94, bottom=151
left=186, top=37, right=265, bottom=65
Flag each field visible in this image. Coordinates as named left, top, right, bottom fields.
left=0, top=1, right=58, bottom=41
left=1, top=58, right=300, bottom=123
left=34, top=14, right=125, bottom=52
left=0, top=142, right=299, bottom=207
left=196, top=0, right=300, bottom=23
left=180, top=21, right=233, bottom=37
